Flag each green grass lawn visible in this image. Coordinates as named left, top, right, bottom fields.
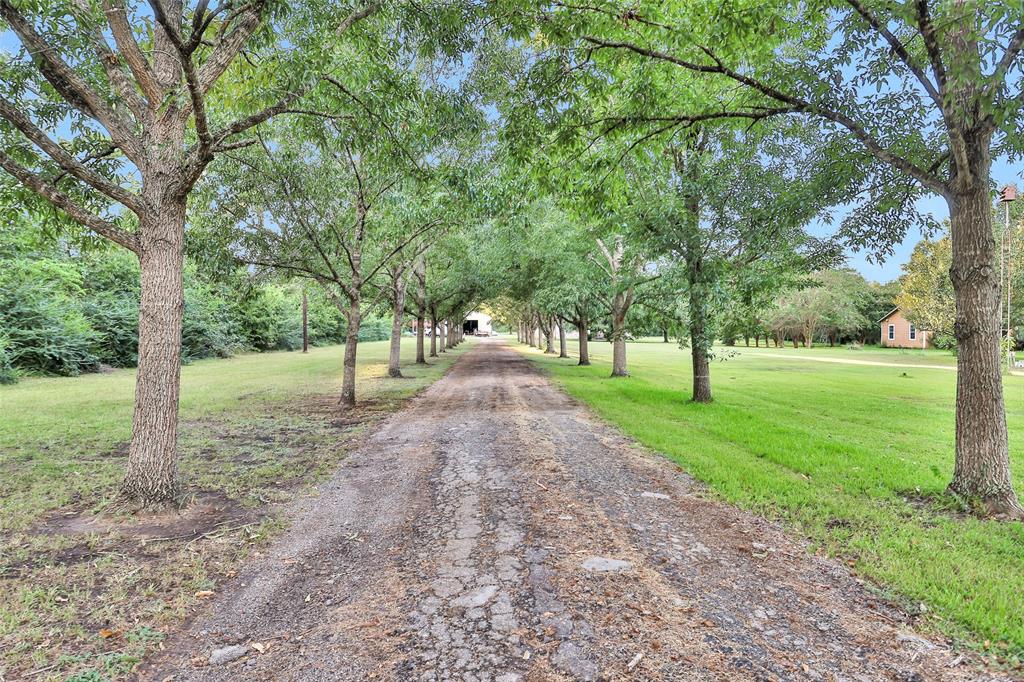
left=0, top=338, right=466, bottom=532
left=723, top=342, right=959, bottom=367
left=520, top=338, right=1024, bottom=664
left=0, top=338, right=469, bottom=680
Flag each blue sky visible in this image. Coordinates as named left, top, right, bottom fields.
left=809, top=156, right=1023, bottom=284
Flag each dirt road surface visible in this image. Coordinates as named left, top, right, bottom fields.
left=146, top=339, right=1003, bottom=681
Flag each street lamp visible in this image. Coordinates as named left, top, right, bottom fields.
left=1000, top=184, right=1016, bottom=371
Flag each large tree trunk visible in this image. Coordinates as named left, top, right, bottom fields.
left=415, top=260, right=426, bottom=364
left=387, top=276, right=407, bottom=378
left=545, top=317, right=556, bottom=354
left=340, top=302, right=361, bottom=408
left=611, top=333, right=628, bottom=376
left=691, top=336, right=712, bottom=403
left=688, top=276, right=713, bottom=403
left=558, top=319, right=568, bottom=358
left=663, top=327, right=669, bottom=343
left=948, top=179, right=1023, bottom=516
left=439, top=321, right=446, bottom=353
left=416, top=315, right=426, bottom=364
left=578, top=318, right=591, bottom=365
left=606, top=292, right=630, bottom=376
left=430, top=314, right=438, bottom=357
left=121, top=201, right=187, bottom=506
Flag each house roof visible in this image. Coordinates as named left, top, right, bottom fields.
left=877, top=306, right=901, bottom=324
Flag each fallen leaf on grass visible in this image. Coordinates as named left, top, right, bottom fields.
left=194, top=590, right=215, bottom=599
left=99, top=628, right=121, bottom=639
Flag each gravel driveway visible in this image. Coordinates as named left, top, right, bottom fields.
left=145, top=339, right=1004, bottom=681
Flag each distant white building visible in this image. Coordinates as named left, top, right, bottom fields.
left=463, top=311, right=493, bottom=335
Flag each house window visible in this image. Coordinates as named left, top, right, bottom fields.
left=888, top=324, right=895, bottom=340
left=909, top=324, right=917, bottom=341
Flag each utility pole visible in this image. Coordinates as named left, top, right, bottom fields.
left=302, top=290, right=309, bottom=354
left=1000, top=184, right=1016, bottom=371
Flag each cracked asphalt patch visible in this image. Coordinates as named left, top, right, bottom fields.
left=145, top=339, right=1007, bottom=681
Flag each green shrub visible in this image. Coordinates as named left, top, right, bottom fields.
left=181, top=265, right=240, bottom=362
left=0, top=335, right=17, bottom=384
left=235, top=284, right=302, bottom=351
left=357, top=314, right=390, bottom=342
left=0, top=247, right=349, bottom=376
left=0, top=259, right=100, bottom=376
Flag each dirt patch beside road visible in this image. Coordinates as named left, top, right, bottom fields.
left=146, top=339, right=1008, bottom=681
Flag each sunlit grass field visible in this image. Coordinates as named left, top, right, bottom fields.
left=522, top=338, right=1024, bottom=663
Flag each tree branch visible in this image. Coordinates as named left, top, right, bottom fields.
left=150, top=0, right=212, bottom=151
left=583, top=35, right=949, bottom=197
left=69, top=0, right=148, bottom=122
left=195, top=0, right=267, bottom=92
left=0, top=97, right=143, bottom=213
left=103, top=0, right=162, bottom=103
left=988, top=23, right=1024, bottom=102
left=0, top=150, right=140, bottom=252
left=844, top=0, right=942, bottom=108
left=0, top=0, right=141, bottom=161
left=337, top=1, right=382, bottom=35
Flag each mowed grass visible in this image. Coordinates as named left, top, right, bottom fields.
left=0, top=337, right=466, bottom=532
left=521, top=339, right=1024, bottom=663
left=720, top=342, right=959, bottom=367
left=0, top=337, right=468, bottom=680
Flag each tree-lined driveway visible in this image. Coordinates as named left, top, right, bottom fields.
left=149, top=339, right=996, bottom=681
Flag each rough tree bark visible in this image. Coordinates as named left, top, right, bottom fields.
left=415, top=257, right=426, bottom=364
left=558, top=318, right=568, bottom=358
left=340, top=302, right=361, bottom=408
left=688, top=283, right=713, bottom=403
left=610, top=292, right=633, bottom=377
left=948, top=166, right=1021, bottom=515
left=430, top=313, right=438, bottom=357
left=387, top=271, right=408, bottom=378
left=577, top=315, right=591, bottom=366
left=121, top=197, right=187, bottom=503
left=542, top=316, right=556, bottom=354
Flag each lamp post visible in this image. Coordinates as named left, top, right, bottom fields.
left=1000, top=184, right=1017, bottom=371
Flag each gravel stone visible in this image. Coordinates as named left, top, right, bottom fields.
left=208, top=645, right=248, bottom=666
